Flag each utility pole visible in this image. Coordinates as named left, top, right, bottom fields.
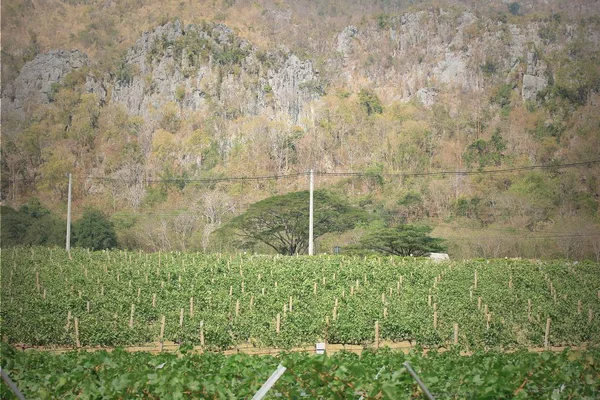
left=308, top=169, right=314, bottom=255
left=66, top=173, right=72, bottom=252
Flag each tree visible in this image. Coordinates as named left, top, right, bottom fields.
left=0, top=198, right=66, bottom=247
left=508, top=2, right=520, bottom=16
left=223, top=190, right=368, bottom=255
left=74, top=208, right=118, bottom=250
left=356, top=224, right=445, bottom=256
left=358, top=89, right=383, bottom=115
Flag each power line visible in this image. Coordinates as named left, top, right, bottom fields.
left=315, top=159, right=600, bottom=178
left=87, top=172, right=306, bottom=184
left=4, top=159, right=599, bottom=185
left=87, top=158, right=600, bottom=184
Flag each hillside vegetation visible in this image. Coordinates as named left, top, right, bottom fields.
left=1, top=0, right=599, bottom=258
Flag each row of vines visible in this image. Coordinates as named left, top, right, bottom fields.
left=1, top=247, right=599, bottom=349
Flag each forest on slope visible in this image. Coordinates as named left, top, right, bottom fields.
left=1, top=0, right=599, bottom=259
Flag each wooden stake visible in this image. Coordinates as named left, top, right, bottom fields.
left=180, top=308, right=184, bottom=328
left=484, top=304, right=488, bottom=316
left=66, top=310, right=72, bottom=331
left=74, top=317, right=81, bottom=348
left=477, top=297, right=482, bottom=310
left=486, top=313, right=491, bottom=330
left=428, top=295, right=432, bottom=306
left=152, top=293, right=156, bottom=307
left=262, top=287, right=265, bottom=296
left=453, top=323, right=458, bottom=345
left=375, top=320, right=379, bottom=348
left=578, top=300, right=582, bottom=315
left=314, top=282, right=317, bottom=295
left=236, top=300, right=240, bottom=317
left=474, top=270, right=478, bottom=289
left=200, top=321, right=205, bottom=346
left=276, top=313, right=280, bottom=334
left=190, top=297, right=194, bottom=318
left=137, top=288, right=141, bottom=299
left=129, top=304, right=135, bottom=328
left=544, top=318, right=551, bottom=349
left=86, top=301, right=90, bottom=313
left=43, top=289, right=46, bottom=300
left=229, top=286, right=233, bottom=296
left=383, top=307, right=388, bottom=319
left=289, top=296, right=293, bottom=312
left=159, top=315, right=165, bottom=352
left=382, top=293, right=386, bottom=304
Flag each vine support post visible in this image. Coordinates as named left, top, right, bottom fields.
left=453, top=323, right=458, bottom=345
left=544, top=318, right=551, bottom=349
left=74, top=317, right=81, bottom=348
left=159, top=315, right=166, bottom=352
left=200, top=320, right=205, bottom=346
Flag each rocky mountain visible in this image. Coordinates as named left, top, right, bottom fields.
left=7, top=8, right=596, bottom=126
left=2, top=2, right=599, bottom=257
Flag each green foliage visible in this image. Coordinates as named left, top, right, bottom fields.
left=454, top=196, right=481, bottom=218
left=508, top=2, right=520, bottom=16
left=116, top=57, right=134, bottom=86
left=463, top=129, right=506, bottom=169
left=224, top=190, right=368, bottom=255
left=2, top=343, right=599, bottom=399
left=358, top=89, right=383, bottom=115
left=356, top=224, right=445, bottom=256
left=376, top=13, right=391, bottom=30
left=74, top=208, right=118, bottom=251
left=0, top=199, right=66, bottom=247
left=480, top=59, right=497, bottom=76
left=491, top=83, right=513, bottom=108
left=2, top=248, right=599, bottom=352
left=175, top=85, right=186, bottom=102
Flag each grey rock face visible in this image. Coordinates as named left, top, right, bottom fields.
left=522, top=50, right=548, bottom=101
left=337, top=26, right=358, bottom=56
left=109, top=21, right=320, bottom=125
left=416, top=87, right=438, bottom=107
left=522, top=74, right=548, bottom=102
left=3, top=50, right=88, bottom=116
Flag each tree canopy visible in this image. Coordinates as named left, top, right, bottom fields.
left=1, top=198, right=66, bottom=247
left=74, top=208, right=118, bottom=251
left=356, top=224, right=445, bottom=256
left=223, top=190, right=368, bottom=255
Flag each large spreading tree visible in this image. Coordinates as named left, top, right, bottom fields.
left=224, top=190, right=368, bottom=255
left=357, top=224, right=445, bottom=256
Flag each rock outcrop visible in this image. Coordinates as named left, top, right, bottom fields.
left=3, top=50, right=88, bottom=117
left=108, top=21, right=321, bottom=125
left=522, top=50, right=548, bottom=102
